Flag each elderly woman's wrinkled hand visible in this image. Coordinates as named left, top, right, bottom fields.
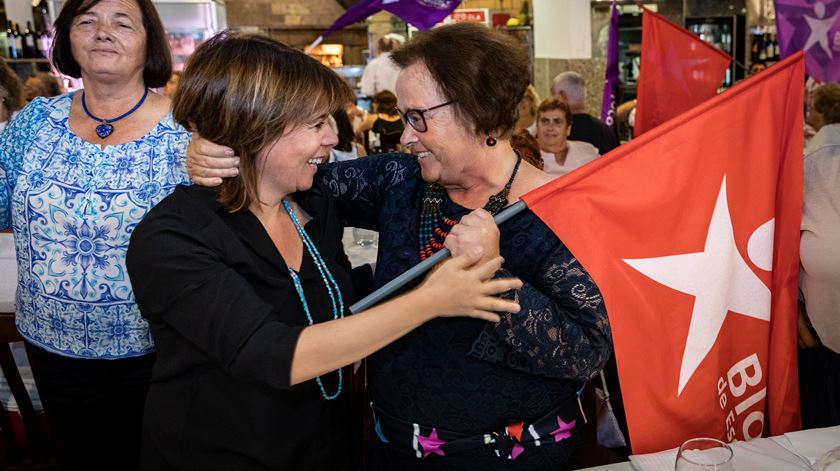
left=186, top=134, right=240, bottom=186
left=444, top=208, right=500, bottom=266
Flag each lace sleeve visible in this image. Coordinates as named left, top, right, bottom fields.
left=317, top=153, right=417, bottom=230
left=469, top=251, right=612, bottom=383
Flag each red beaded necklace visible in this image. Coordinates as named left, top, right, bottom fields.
left=417, top=154, right=522, bottom=260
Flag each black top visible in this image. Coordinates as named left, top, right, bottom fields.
left=368, top=117, right=404, bottom=154
left=569, top=112, right=619, bottom=155
left=126, top=184, right=355, bottom=471
left=318, top=154, right=612, bottom=469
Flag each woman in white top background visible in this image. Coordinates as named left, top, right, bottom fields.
left=0, top=59, right=24, bottom=133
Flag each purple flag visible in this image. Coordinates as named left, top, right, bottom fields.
left=323, top=0, right=462, bottom=38
left=322, top=0, right=382, bottom=38
left=774, top=0, right=840, bottom=82
left=601, top=0, right=620, bottom=127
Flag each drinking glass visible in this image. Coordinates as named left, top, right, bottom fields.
left=818, top=445, right=840, bottom=471
left=352, top=228, right=378, bottom=247
left=675, top=438, right=734, bottom=470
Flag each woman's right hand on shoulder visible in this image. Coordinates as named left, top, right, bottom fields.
left=186, top=134, right=240, bottom=186
left=416, top=254, right=521, bottom=323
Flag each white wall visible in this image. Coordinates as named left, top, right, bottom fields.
left=5, top=0, right=35, bottom=28
left=533, top=0, right=592, bottom=59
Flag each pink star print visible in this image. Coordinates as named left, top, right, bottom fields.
left=417, top=428, right=446, bottom=457
left=550, top=417, right=576, bottom=442
left=511, top=442, right=525, bottom=460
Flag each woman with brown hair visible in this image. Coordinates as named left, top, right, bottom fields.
left=126, top=32, right=520, bottom=470
left=515, top=84, right=540, bottom=134
left=188, top=23, right=611, bottom=470
left=360, top=89, right=404, bottom=154
left=0, top=58, right=24, bottom=131
left=0, top=0, right=187, bottom=468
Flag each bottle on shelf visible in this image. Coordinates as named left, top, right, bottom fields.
left=0, top=22, right=8, bottom=59
left=721, top=24, right=732, bottom=55
left=758, top=31, right=767, bottom=61
left=23, top=21, right=36, bottom=58
left=7, top=21, right=19, bottom=59
left=13, top=23, right=24, bottom=59
left=765, top=33, right=775, bottom=62
left=518, top=0, right=530, bottom=27
left=37, top=25, right=51, bottom=58
left=32, top=0, right=54, bottom=60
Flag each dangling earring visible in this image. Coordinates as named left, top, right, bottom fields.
left=485, top=135, right=497, bottom=146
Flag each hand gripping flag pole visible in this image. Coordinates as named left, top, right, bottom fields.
left=349, top=201, right=528, bottom=314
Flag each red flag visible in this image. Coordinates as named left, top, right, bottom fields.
left=522, top=53, right=804, bottom=454
left=634, top=8, right=731, bottom=137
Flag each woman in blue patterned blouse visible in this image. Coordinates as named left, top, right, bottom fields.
left=0, top=0, right=189, bottom=469
left=188, top=23, right=613, bottom=470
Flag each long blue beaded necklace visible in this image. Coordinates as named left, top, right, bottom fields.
left=282, top=199, right=344, bottom=400
left=81, top=87, right=149, bottom=139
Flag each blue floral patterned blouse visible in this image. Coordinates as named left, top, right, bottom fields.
left=0, top=93, right=191, bottom=359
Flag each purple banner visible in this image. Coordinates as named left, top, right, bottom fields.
left=774, top=0, right=840, bottom=83
left=323, top=0, right=383, bottom=38
left=385, top=0, right=462, bottom=30
left=601, top=0, right=620, bottom=127
left=323, top=0, right=462, bottom=38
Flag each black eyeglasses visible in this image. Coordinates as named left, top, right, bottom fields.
left=398, top=101, right=454, bottom=133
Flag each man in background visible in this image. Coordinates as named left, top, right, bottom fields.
left=360, top=33, right=404, bottom=98
left=552, top=71, right=619, bottom=155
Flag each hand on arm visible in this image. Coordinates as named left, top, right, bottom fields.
left=186, top=133, right=240, bottom=186
left=290, top=253, right=521, bottom=385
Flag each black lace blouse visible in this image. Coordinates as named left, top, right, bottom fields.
left=319, top=154, right=612, bottom=468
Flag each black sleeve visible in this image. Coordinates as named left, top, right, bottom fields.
left=127, top=196, right=303, bottom=390
left=492, top=251, right=612, bottom=382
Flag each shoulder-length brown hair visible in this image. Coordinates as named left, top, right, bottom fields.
left=372, top=90, right=398, bottom=116
left=391, top=23, right=530, bottom=140
left=0, top=59, right=24, bottom=115
left=172, top=32, right=353, bottom=212
left=814, top=83, right=840, bottom=126
left=51, top=0, right=171, bottom=87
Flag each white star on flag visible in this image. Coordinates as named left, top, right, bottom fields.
left=804, top=3, right=839, bottom=58
left=623, top=176, right=772, bottom=395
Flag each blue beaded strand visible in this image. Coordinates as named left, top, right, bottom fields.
left=283, top=200, right=344, bottom=401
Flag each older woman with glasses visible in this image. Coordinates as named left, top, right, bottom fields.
left=187, top=23, right=611, bottom=470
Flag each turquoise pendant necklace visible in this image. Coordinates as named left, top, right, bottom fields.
left=283, top=199, right=344, bottom=400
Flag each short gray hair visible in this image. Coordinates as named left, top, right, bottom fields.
left=551, top=71, right=585, bottom=109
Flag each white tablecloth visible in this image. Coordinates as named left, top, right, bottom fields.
left=578, top=426, right=840, bottom=471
